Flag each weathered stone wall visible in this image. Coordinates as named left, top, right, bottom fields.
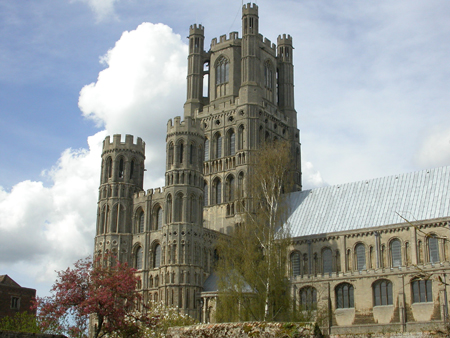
left=0, top=331, right=65, bottom=338
left=166, top=322, right=315, bottom=338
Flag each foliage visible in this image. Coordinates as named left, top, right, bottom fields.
left=0, top=311, right=41, bottom=334
left=34, top=255, right=141, bottom=338
left=217, top=141, right=294, bottom=322
left=109, top=301, right=197, bottom=338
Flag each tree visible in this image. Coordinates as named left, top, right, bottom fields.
left=34, top=255, right=141, bottom=338
left=216, top=140, right=294, bottom=322
left=0, top=312, right=41, bottom=334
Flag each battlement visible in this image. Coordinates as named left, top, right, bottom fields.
left=277, top=34, right=293, bottom=46
left=189, top=24, right=204, bottom=36
left=262, top=37, right=277, bottom=52
left=211, top=32, right=240, bottom=48
left=242, top=2, right=258, bottom=16
left=102, top=134, right=145, bottom=154
left=133, top=187, right=165, bottom=203
left=166, top=116, right=203, bottom=133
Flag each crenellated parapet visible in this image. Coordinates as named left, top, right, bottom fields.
left=189, top=23, right=204, bottom=36
left=166, top=116, right=204, bottom=139
left=102, top=134, right=145, bottom=156
left=211, top=32, right=240, bottom=48
left=242, top=2, right=258, bottom=15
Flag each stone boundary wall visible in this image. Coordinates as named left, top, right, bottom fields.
left=0, top=331, right=66, bottom=338
left=329, top=334, right=443, bottom=338
left=166, top=322, right=315, bottom=338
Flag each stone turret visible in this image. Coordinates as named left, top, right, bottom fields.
left=95, top=134, right=145, bottom=264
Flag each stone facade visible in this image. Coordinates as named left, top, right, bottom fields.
left=0, top=276, right=36, bottom=320
left=92, top=2, right=450, bottom=334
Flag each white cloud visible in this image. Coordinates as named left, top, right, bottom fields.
left=0, top=22, right=188, bottom=296
left=79, top=22, right=188, bottom=188
left=415, top=126, right=450, bottom=168
left=301, top=161, right=325, bottom=190
left=72, top=0, right=120, bottom=22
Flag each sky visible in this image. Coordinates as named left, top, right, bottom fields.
left=1, top=0, right=450, bottom=297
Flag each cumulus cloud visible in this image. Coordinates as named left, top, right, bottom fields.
left=0, top=131, right=104, bottom=286
left=72, top=0, right=120, bottom=22
left=79, top=22, right=188, bottom=188
left=0, top=23, right=188, bottom=295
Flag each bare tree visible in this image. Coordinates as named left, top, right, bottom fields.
left=216, top=141, right=294, bottom=322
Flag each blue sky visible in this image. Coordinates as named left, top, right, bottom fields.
left=1, top=0, right=450, bottom=297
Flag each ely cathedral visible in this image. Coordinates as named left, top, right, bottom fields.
left=94, top=3, right=450, bottom=335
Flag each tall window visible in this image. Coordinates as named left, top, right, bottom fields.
left=204, top=139, right=210, bottom=161
left=373, top=279, right=393, bottom=306
left=118, top=158, right=124, bottom=178
left=336, top=283, right=354, bottom=309
left=130, top=159, right=135, bottom=179
left=189, top=143, right=195, bottom=165
left=204, top=181, right=209, bottom=206
left=178, top=141, right=184, bottom=164
left=138, top=210, right=145, bottom=233
left=190, top=194, right=197, bottom=223
left=175, top=193, right=183, bottom=222
left=168, top=142, right=174, bottom=165
left=390, top=239, right=402, bottom=267
left=355, top=243, right=366, bottom=271
left=412, top=278, right=433, bottom=303
left=300, top=287, right=317, bottom=310
left=214, top=133, right=222, bottom=159
left=154, top=244, right=161, bottom=268
left=106, top=157, right=112, bottom=179
left=226, top=175, right=235, bottom=201
left=264, top=62, right=274, bottom=89
left=166, top=195, right=172, bottom=223
left=135, top=246, right=143, bottom=270
left=428, top=235, right=440, bottom=263
left=291, top=252, right=301, bottom=276
left=322, top=248, right=332, bottom=274
left=214, top=178, right=222, bottom=204
left=227, top=130, right=235, bottom=156
left=216, top=56, right=229, bottom=85
left=238, top=125, right=244, bottom=150
left=238, top=172, right=244, bottom=199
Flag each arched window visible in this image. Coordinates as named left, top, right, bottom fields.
left=213, top=178, right=222, bottom=204
left=226, top=175, right=235, bottom=202
left=189, top=143, right=195, bottom=165
left=157, top=207, right=163, bottom=229
left=174, top=193, right=183, bottom=222
left=390, top=239, right=402, bottom=267
left=226, top=129, right=235, bottom=156
left=204, top=139, right=210, bottom=161
left=238, top=125, right=244, bottom=150
left=322, top=248, right=332, bottom=274
left=355, top=243, right=366, bottom=271
left=178, top=141, right=184, bottom=164
left=428, top=235, right=440, bottom=263
left=106, top=157, right=112, bottom=179
left=138, top=210, right=145, bottom=233
left=204, top=181, right=209, bottom=206
left=299, top=286, right=317, bottom=311
left=216, top=56, right=229, bottom=85
left=412, top=278, right=433, bottom=303
left=166, top=194, right=172, bottom=224
left=336, top=283, right=354, bottom=309
left=118, top=158, right=124, bottom=178
left=214, top=133, right=222, bottom=159
left=264, top=61, right=274, bottom=90
left=168, top=142, right=174, bottom=165
left=130, top=159, right=135, bottom=179
left=290, top=252, right=301, bottom=276
left=373, top=279, right=393, bottom=306
left=135, top=246, right=143, bottom=270
left=154, top=244, right=161, bottom=268
left=238, top=172, right=244, bottom=199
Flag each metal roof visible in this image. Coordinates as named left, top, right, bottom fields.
left=287, top=166, right=450, bottom=237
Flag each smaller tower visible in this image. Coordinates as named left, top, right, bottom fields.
left=184, top=24, right=207, bottom=118
left=95, top=134, right=145, bottom=264
left=277, top=34, right=295, bottom=126
left=163, top=116, right=205, bottom=318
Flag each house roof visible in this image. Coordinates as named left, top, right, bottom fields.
left=288, top=166, right=450, bottom=238
left=0, top=275, right=21, bottom=287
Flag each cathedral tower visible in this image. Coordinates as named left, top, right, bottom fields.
left=95, top=135, right=145, bottom=264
